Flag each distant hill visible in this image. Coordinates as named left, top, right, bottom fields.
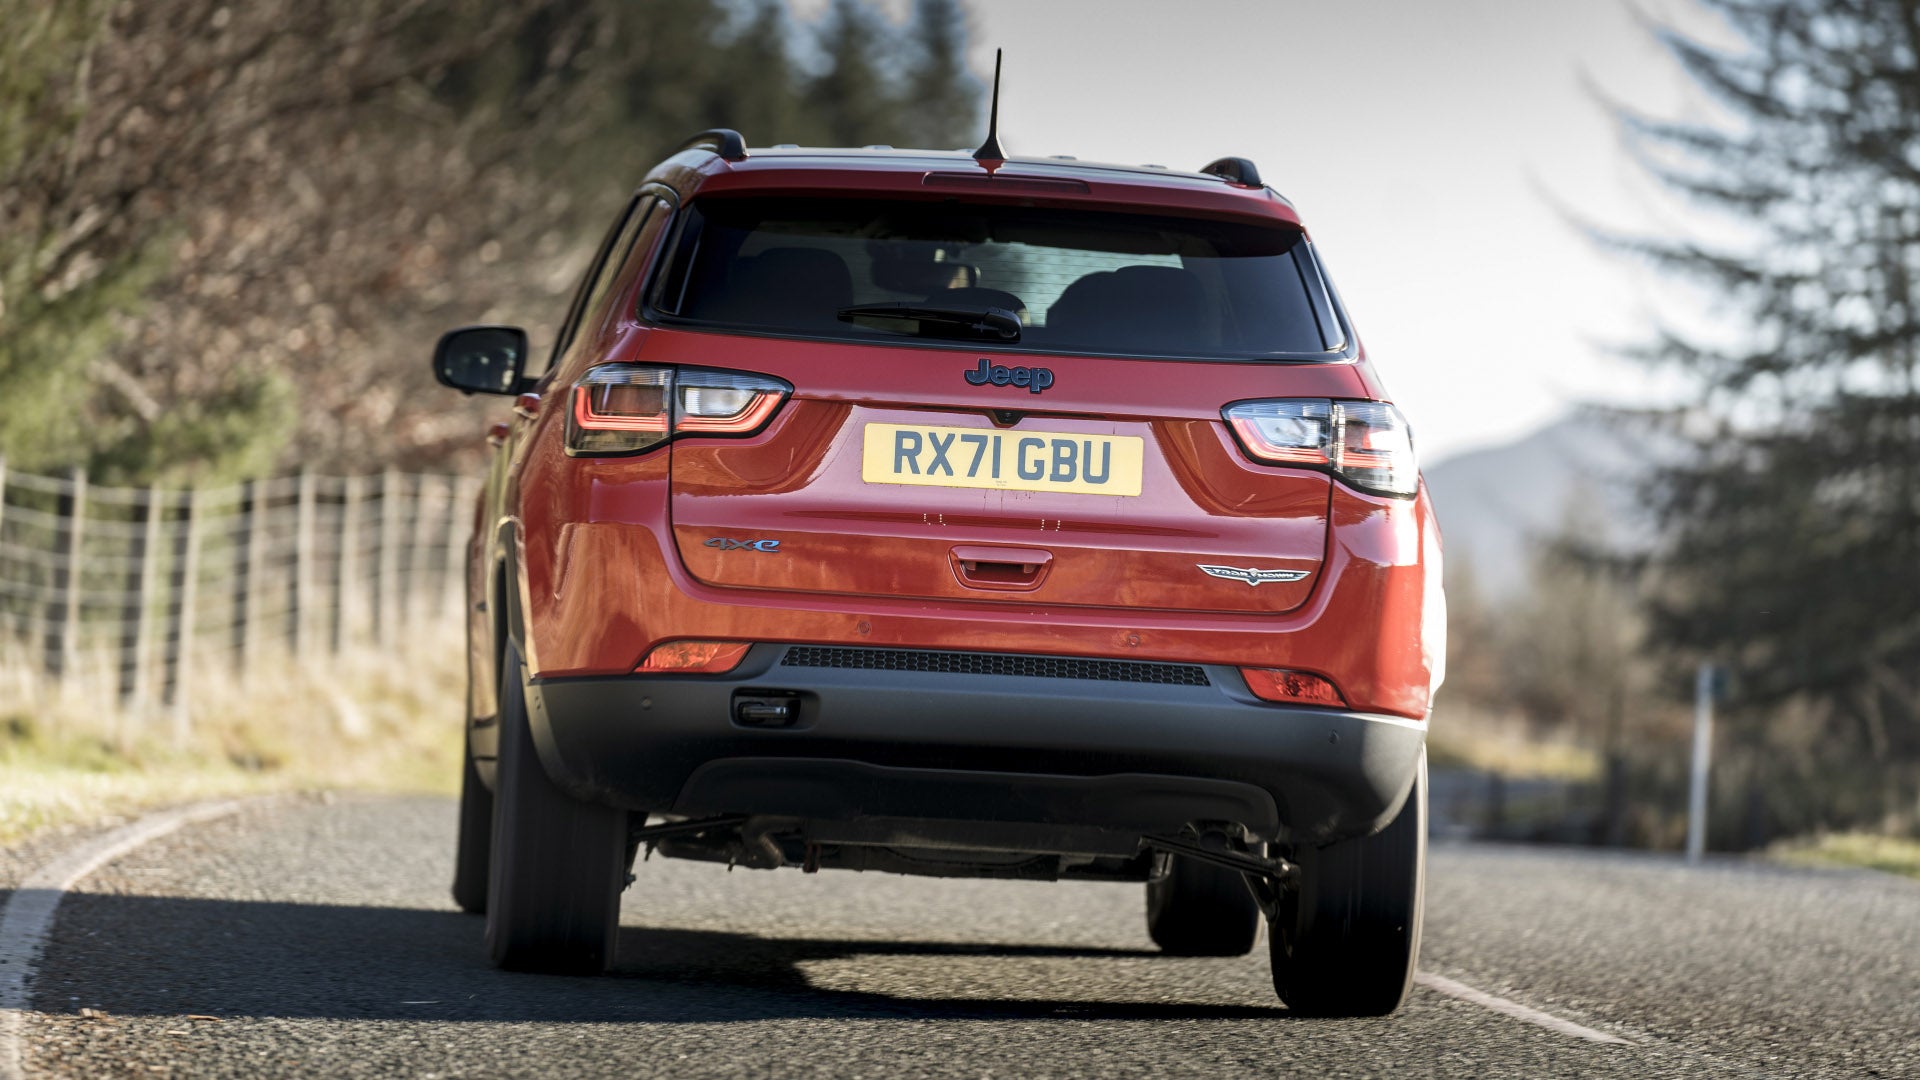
left=1421, top=414, right=1653, bottom=600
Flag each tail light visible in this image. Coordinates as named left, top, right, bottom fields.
left=567, top=364, right=792, bottom=455
left=571, top=365, right=672, bottom=455
left=1223, top=399, right=1417, bottom=497
left=1240, top=667, right=1346, bottom=707
left=638, top=640, right=752, bottom=673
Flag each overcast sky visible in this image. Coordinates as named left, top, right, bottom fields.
left=793, top=0, right=1730, bottom=460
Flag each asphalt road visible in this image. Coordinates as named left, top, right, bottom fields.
left=9, top=794, right=1919, bottom=1079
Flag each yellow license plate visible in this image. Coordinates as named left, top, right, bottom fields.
left=861, top=423, right=1144, bottom=496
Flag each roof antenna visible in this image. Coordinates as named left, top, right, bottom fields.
left=972, top=49, right=1006, bottom=161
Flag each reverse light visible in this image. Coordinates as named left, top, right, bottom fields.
left=1240, top=667, right=1347, bottom=707
left=638, top=640, right=752, bottom=673
left=674, top=370, right=789, bottom=434
left=1223, top=399, right=1417, bottom=497
left=567, top=364, right=791, bottom=455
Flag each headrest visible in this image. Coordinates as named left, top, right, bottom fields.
left=1046, top=265, right=1208, bottom=351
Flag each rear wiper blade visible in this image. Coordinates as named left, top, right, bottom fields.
left=836, top=303, right=1022, bottom=343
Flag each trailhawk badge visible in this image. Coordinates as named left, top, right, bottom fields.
left=1197, top=564, right=1310, bottom=587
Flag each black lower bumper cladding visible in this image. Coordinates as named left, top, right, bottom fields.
left=525, top=643, right=1426, bottom=846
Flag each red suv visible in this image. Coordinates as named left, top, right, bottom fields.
left=433, top=129, right=1444, bottom=1017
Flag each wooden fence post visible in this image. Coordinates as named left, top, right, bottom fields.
left=290, top=469, right=316, bottom=656
left=231, top=478, right=256, bottom=673
left=118, top=485, right=160, bottom=709
left=436, top=476, right=466, bottom=617
left=374, top=468, right=400, bottom=644
left=0, top=458, right=7, bottom=659
left=405, top=475, right=435, bottom=628
left=0, top=455, right=8, bottom=648
left=43, top=466, right=86, bottom=680
left=333, top=475, right=360, bottom=654
left=162, top=489, right=200, bottom=738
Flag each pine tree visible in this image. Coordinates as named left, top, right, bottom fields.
left=0, top=0, right=156, bottom=472
left=704, top=0, right=808, bottom=146
left=807, top=0, right=904, bottom=148
left=905, top=0, right=979, bottom=150
left=1611, top=0, right=1920, bottom=826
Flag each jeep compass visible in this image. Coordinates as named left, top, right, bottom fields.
left=432, top=128, right=1444, bottom=1017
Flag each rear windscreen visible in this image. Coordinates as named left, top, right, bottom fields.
left=649, top=197, right=1344, bottom=360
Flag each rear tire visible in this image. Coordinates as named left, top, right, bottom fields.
left=1145, top=854, right=1260, bottom=956
left=484, top=640, right=627, bottom=974
left=450, top=726, right=493, bottom=914
left=1269, top=751, right=1427, bottom=1017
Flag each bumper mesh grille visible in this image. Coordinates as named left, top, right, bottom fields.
left=779, top=646, right=1211, bottom=687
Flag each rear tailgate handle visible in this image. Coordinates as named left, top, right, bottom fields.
left=950, top=545, right=1053, bottom=590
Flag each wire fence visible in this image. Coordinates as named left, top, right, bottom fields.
left=0, top=459, right=479, bottom=737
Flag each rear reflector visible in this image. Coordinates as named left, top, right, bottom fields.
left=638, top=641, right=752, bottom=674
left=1240, top=667, right=1346, bottom=707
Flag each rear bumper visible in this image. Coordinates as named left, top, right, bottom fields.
left=524, top=644, right=1426, bottom=846
left=511, top=465, right=1443, bottom=721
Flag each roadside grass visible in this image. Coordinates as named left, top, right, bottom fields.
left=0, top=622, right=465, bottom=846
left=1426, top=702, right=1604, bottom=783
left=1770, top=832, right=1920, bottom=881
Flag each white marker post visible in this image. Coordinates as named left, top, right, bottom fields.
left=1686, top=663, right=1714, bottom=865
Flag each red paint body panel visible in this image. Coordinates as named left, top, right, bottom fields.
left=670, top=402, right=1330, bottom=615
left=510, top=429, right=1439, bottom=719
left=473, top=149, right=1442, bottom=735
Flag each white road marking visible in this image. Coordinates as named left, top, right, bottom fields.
left=1416, top=971, right=1634, bottom=1046
left=0, top=800, right=248, bottom=1080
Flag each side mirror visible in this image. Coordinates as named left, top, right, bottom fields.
left=434, top=325, right=528, bottom=395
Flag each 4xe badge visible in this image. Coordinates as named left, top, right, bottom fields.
left=965, top=358, right=1054, bottom=394
left=1197, top=564, right=1309, bottom=587
left=705, top=537, right=781, bottom=552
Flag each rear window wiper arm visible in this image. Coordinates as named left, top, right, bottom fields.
left=836, top=303, right=1022, bottom=343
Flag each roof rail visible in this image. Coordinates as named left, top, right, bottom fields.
left=1199, top=156, right=1262, bottom=187
left=681, top=129, right=748, bottom=162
